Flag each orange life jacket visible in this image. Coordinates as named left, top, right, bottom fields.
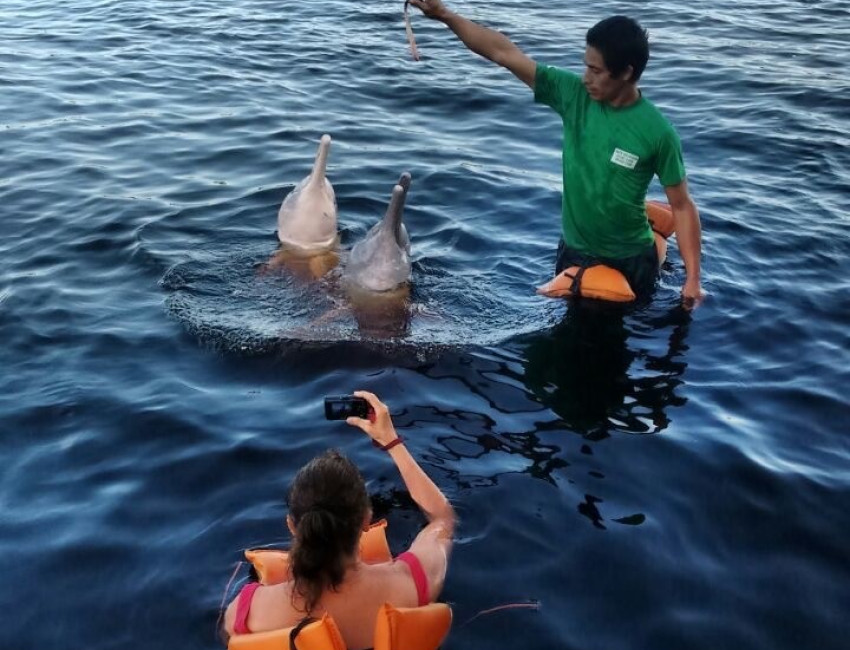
left=228, top=520, right=452, bottom=650
left=537, top=201, right=676, bottom=302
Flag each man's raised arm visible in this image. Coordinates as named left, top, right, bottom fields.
left=410, top=0, right=536, bottom=88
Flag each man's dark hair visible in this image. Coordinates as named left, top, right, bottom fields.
left=586, top=16, right=650, bottom=82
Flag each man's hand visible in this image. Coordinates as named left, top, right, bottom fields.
left=681, top=275, right=705, bottom=309
left=408, top=0, right=451, bottom=21
left=664, top=180, right=705, bottom=309
left=407, top=0, right=536, bottom=87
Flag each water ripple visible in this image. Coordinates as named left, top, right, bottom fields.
left=1, top=1, right=849, bottom=649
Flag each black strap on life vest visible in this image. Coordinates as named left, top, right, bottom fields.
left=561, top=266, right=586, bottom=296
left=289, top=616, right=317, bottom=650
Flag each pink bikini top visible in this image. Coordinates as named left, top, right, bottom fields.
left=233, top=551, right=429, bottom=635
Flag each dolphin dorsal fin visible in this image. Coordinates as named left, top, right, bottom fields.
left=308, top=134, right=332, bottom=186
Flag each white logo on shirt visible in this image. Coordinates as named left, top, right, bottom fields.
left=611, top=148, right=639, bottom=169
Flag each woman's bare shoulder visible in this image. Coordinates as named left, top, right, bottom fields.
left=224, top=582, right=298, bottom=635
left=357, top=559, right=420, bottom=606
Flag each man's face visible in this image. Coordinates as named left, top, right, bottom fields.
left=583, top=45, right=633, bottom=103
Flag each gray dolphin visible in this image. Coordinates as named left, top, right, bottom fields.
left=277, top=134, right=338, bottom=251
left=344, top=172, right=412, bottom=293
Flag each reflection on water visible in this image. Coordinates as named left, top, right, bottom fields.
left=399, top=301, right=687, bottom=528
left=436, top=419, right=567, bottom=489
left=521, top=301, right=692, bottom=439
left=386, top=300, right=693, bottom=535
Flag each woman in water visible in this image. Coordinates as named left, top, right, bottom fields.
left=223, top=391, right=455, bottom=650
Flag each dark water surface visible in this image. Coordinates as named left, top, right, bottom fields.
left=2, top=1, right=849, bottom=648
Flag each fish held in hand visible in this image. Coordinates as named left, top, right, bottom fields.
left=404, top=1, right=421, bottom=61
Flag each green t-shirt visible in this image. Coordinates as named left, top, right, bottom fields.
left=534, top=63, right=686, bottom=259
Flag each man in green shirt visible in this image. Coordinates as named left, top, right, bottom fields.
left=409, top=1, right=705, bottom=306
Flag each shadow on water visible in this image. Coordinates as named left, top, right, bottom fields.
left=419, top=407, right=567, bottom=490
left=372, top=297, right=694, bottom=536
left=518, top=299, right=693, bottom=439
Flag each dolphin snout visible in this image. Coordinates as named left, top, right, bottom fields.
left=384, top=183, right=409, bottom=249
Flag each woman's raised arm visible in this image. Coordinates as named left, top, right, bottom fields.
left=346, top=391, right=455, bottom=600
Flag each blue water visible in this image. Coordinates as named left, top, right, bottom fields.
left=2, top=1, right=849, bottom=648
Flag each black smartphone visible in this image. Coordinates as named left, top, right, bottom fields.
left=324, top=395, right=370, bottom=420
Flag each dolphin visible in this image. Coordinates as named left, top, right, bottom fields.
left=344, top=172, right=412, bottom=293
left=277, top=134, right=338, bottom=252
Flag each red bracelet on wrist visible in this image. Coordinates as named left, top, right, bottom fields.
left=373, top=436, right=404, bottom=452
